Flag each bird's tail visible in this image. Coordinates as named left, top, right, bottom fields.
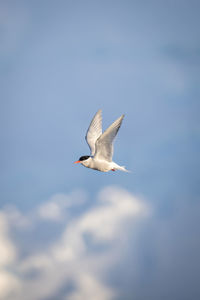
left=112, top=162, right=131, bottom=173
left=118, top=166, right=131, bottom=173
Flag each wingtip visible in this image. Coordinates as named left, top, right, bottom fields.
left=119, top=114, right=125, bottom=121
left=95, top=109, right=102, bottom=116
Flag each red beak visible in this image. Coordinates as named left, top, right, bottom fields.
left=74, top=160, right=81, bottom=164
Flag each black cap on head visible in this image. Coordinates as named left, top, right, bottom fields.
left=79, top=155, right=90, bottom=161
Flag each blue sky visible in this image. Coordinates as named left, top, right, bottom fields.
left=0, top=0, right=200, bottom=299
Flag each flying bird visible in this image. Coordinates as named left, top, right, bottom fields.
left=74, top=109, right=129, bottom=172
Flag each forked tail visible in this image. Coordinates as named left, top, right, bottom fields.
left=119, top=166, right=131, bottom=172
left=112, top=162, right=131, bottom=172
left=113, top=164, right=131, bottom=172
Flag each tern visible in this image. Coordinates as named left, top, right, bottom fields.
left=74, top=109, right=129, bottom=172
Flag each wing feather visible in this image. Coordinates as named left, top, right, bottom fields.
left=94, top=114, right=124, bottom=162
left=85, top=109, right=102, bottom=156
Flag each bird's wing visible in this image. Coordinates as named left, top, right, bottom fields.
left=94, top=114, right=124, bottom=162
left=85, top=109, right=102, bottom=156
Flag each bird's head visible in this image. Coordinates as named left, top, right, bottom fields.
left=74, top=155, right=90, bottom=164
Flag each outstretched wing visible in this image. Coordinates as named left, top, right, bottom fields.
left=94, top=114, right=124, bottom=162
left=85, top=109, right=102, bottom=156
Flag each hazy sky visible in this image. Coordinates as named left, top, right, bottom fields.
left=0, top=0, right=200, bottom=299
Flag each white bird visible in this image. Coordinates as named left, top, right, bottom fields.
left=74, top=109, right=129, bottom=172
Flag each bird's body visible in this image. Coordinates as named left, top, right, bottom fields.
left=80, top=157, right=127, bottom=172
left=74, top=109, right=129, bottom=172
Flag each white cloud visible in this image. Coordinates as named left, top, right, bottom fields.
left=78, top=186, right=147, bottom=242
left=38, top=200, right=63, bottom=221
left=0, top=270, right=20, bottom=300
left=2, top=206, right=31, bottom=229
left=0, top=213, right=20, bottom=300
left=0, top=212, right=17, bottom=266
left=52, top=186, right=148, bottom=263
left=68, top=272, right=115, bottom=300
left=38, top=191, right=87, bottom=221
left=0, top=186, right=149, bottom=300
left=1, top=186, right=199, bottom=300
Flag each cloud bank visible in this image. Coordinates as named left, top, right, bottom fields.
left=1, top=187, right=200, bottom=300
left=0, top=186, right=148, bottom=300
